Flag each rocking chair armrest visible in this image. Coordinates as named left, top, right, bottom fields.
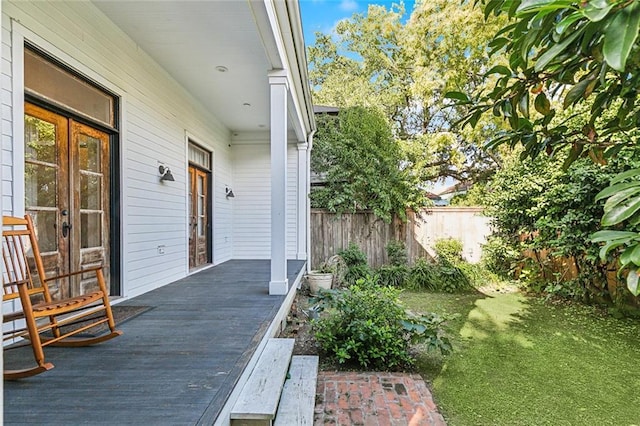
left=43, top=265, right=104, bottom=283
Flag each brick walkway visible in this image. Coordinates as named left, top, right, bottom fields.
left=314, top=371, right=447, bottom=426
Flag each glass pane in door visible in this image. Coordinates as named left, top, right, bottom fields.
left=197, top=175, right=204, bottom=236
left=81, top=212, right=102, bottom=248
left=78, top=134, right=104, bottom=249
left=25, top=115, right=59, bottom=253
left=79, top=135, right=101, bottom=172
left=25, top=163, right=57, bottom=207
left=80, top=174, right=101, bottom=209
left=25, top=116, right=57, bottom=162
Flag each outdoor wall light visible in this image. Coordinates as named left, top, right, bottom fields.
left=225, top=186, right=235, bottom=198
left=159, top=165, right=175, bottom=182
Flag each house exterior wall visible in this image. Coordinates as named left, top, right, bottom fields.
left=231, top=135, right=299, bottom=260
left=1, top=1, right=240, bottom=298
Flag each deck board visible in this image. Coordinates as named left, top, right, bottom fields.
left=3, top=259, right=305, bottom=426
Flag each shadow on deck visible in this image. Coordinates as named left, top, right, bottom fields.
left=4, top=259, right=306, bottom=425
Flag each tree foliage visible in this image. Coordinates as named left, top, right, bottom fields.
left=307, top=1, right=508, bottom=185
left=310, top=107, right=426, bottom=222
left=484, top=147, right=640, bottom=302
left=454, top=0, right=640, bottom=158
left=450, top=0, right=640, bottom=295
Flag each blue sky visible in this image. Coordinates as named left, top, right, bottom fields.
left=299, top=0, right=416, bottom=46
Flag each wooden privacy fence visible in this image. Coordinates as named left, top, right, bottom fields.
left=310, top=208, right=492, bottom=269
left=310, top=210, right=426, bottom=269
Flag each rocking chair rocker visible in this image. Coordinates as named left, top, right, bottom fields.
left=2, top=215, right=122, bottom=379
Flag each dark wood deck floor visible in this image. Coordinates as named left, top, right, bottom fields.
left=4, top=259, right=305, bottom=425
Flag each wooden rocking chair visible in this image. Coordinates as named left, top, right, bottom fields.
left=2, top=215, right=122, bottom=379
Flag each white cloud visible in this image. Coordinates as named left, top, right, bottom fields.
left=339, top=0, right=358, bottom=12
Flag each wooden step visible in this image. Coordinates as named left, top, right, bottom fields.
left=230, top=338, right=295, bottom=426
left=274, top=355, right=319, bottom=426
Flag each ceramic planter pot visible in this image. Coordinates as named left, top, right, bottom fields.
left=306, top=272, right=333, bottom=295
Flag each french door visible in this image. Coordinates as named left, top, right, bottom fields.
left=24, top=103, right=110, bottom=299
left=188, top=165, right=210, bottom=270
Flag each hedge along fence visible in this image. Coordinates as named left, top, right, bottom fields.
left=520, top=245, right=638, bottom=306
left=310, top=208, right=492, bottom=269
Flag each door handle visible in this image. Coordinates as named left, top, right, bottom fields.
left=62, top=221, right=72, bottom=238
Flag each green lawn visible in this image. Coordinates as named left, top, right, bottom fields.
left=401, top=287, right=640, bottom=426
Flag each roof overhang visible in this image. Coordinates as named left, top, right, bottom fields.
left=92, top=0, right=315, bottom=140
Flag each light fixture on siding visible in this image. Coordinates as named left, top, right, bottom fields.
left=159, top=165, right=175, bottom=182
left=225, top=186, right=235, bottom=198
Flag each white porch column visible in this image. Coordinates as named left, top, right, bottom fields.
left=296, top=141, right=308, bottom=260
left=269, top=71, right=289, bottom=295
left=306, top=132, right=314, bottom=273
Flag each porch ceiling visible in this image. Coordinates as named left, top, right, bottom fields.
left=92, top=0, right=282, bottom=134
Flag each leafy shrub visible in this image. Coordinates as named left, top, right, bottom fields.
left=407, top=258, right=439, bottom=290
left=309, top=107, right=427, bottom=222
left=484, top=148, right=640, bottom=305
left=434, top=238, right=464, bottom=262
left=481, top=235, right=520, bottom=278
left=456, top=261, right=497, bottom=288
left=374, top=241, right=409, bottom=287
left=406, top=256, right=471, bottom=293
left=312, top=279, right=451, bottom=370
left=433, top=257, right=472, bottom=292
left=339, top=242, right=368, bottom=266
left=376, top=265, right=409, bottom=288
left=338, top=243, right=372, bottom=286
left=386, top=240, right=408, bottom=266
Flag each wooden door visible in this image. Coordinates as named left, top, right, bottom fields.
left=24, top=103, right=110, bottom=299
left=189, top=166, right=210, bottom=269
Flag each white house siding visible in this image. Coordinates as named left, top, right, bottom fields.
left=231, top=136, right=299, bottom=259
left=2, top=1, right=234, bottom=299
left=2, top=12, right=12, bottom=216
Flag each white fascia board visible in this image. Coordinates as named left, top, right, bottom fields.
left=284, top=0, right=316, bottom=134
left=260, top=0, right=315, bottom=141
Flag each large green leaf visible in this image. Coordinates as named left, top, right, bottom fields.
left=599, top=240, right=627, bottom=261
left=562, top=143, right=583, bottom=170
left=630, top=244, right=640, bottom=266
left=627, top=268, right=640, bottom=296
left=485, top=65, right=512, bottom=76
left=591, top=230, right=640, bottom=243
left=611, top=168, right=640, bottom=184
left=603, top=186, right=640, bottom=212
left=557, top=11, right=583, bottom=34
left=603, top=2, right=640, bottom=71
left=516, top=0, right=558, bottom=13
left=535, top=31, right=581, bottom=72
left=587, top=0, right=609, bottom=8
left=602, top=197, right=640, bottom=226
left=519, top=91, right=530, bottom=118
left=595, top=180, right=640, bottom=201
left=563, top=78, right=592, bottom=109
left=517, top=0, right=576, bottom=13
left=444, top=91, right=470, bottom=102
left=534, top=92, right=551, bottom=115
left=621, top=245, right=635, bottom=268
left=581, top=1, right=613, bottom=22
